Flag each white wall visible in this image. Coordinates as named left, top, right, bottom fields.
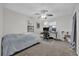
left=0, top=4, right=3, bottom=56
left=4, top=8, right=44, bottom=35
left=34, top=20, right=44, bottom=34
left=48, top=15, right=72, bottom=41
left=57, top=16, right=72, bottom=41
left=3, top=8, right=32, bottom=35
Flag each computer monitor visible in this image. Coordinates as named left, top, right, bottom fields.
left=52, top=28, right=56, bottom=31
left=43, top=27, right=49, bottom=31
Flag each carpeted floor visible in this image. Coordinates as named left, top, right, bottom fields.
left=14, top=39, right=77, bottom=56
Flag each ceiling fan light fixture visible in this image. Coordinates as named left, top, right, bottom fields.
left=34, top=9, right=53, bottom=20
left=41, top=14, right=46, bottom=19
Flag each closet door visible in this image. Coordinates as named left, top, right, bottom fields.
left=74, top=12, right=77, bottom=52
left=71, top=12, right=77, bottom=52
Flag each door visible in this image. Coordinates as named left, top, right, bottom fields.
left=71, top=12, right=77, bottom=52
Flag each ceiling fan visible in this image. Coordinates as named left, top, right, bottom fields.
left=34, top=9, right=53, bottom=19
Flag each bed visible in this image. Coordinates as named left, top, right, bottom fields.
left=1, top=32, right=40, bottom=56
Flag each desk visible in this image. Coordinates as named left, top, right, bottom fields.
left=49, top=31, right=58, bottom=39
left=40, top=31, right=57, bottom=40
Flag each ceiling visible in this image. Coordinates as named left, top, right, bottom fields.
left=5, top=3, right=76, bottom=19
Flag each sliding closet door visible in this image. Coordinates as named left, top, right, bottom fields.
left=73, top=12, right=77, bottom=52
left=71, top=12, right=77, bottom=52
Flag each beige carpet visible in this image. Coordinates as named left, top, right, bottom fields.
left=14, top=40, right=77, bottom=56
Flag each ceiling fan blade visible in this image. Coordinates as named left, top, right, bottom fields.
left=35, top=13, right=40, bottom=15
left=47, top=14, right=53, bottom=16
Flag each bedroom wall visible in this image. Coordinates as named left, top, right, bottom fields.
left=0, top=4, right=4, bottom=56
left=3, top=8, right=43, bottom=35
left=57, top=16, right=72, bottom=41
left=34, top=19, right=44, bottom=34
left=48, top=15, right=72, bottom=41
left=3, top=8, right=32, bottom=35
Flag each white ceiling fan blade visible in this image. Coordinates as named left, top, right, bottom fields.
left=35, top=13, right=40, bottom=15
left=47, top=14, right=53, bottom=16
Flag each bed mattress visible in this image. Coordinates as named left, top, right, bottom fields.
left=1, top=32, right=40, bottom=56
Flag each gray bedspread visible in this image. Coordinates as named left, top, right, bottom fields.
left=2, top=32, right=40, bottom=56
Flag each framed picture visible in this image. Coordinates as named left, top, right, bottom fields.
left=36, top=22, right=40, bottom=29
